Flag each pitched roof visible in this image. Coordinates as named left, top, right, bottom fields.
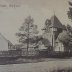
left=0, top=33, right=13, bottom=51
left=0, top=33, right=13, bottom=45
left=50, top=15, right=66, bottom=29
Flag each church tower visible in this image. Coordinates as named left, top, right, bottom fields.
left=43, top=15, right=66, bottom=50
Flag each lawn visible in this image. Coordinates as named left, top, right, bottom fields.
left=0, top=58, right=72, bottom=72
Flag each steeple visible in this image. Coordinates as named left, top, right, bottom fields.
left=49, top=15, right=63, bottom=29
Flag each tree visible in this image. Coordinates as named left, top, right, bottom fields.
left=58, top=25, right=72, bottom=52
left=42, top=19, right=51, bottom=33
left=58, top=30, right=70, bottom=44
left=16, top=16, right=39, bottom=55
left=67, top=24, right=72, bottom=34
left=67, top=1, right=72, bottom=21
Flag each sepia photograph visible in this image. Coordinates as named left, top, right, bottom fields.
left=0, top=0, right=72, bottom=72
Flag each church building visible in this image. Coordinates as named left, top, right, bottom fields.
left=43, top=15, right=66, bottom=52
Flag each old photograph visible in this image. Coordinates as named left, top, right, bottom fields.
left=0, top=0, right=72, bottom=72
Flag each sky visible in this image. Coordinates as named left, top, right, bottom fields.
left=0, top=0, right=72, bottom=44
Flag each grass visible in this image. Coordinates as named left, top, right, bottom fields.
left=50, top=67, right=72, bottom=72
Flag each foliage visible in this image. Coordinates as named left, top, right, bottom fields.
left=67, top=1, right=72, bottom=21
left=16, top=16, right=39, bottom=44
left=58, top=30, right=70, bottom=44
left=43, top=19, right=51, bottom=33
left=58, top=25, right=72, bottom=46
left=67, top=24, right=72, bottom=34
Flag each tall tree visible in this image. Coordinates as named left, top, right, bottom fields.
left=16, top=16, right=39, bottom=55
left=67, top=1, right=72, bottom=21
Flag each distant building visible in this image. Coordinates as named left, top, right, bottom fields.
left=43, top=15, right=66, bottom=52
left=55, top=38, right=64, bottom=52
left=0, top=33, right=13, bottom=51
